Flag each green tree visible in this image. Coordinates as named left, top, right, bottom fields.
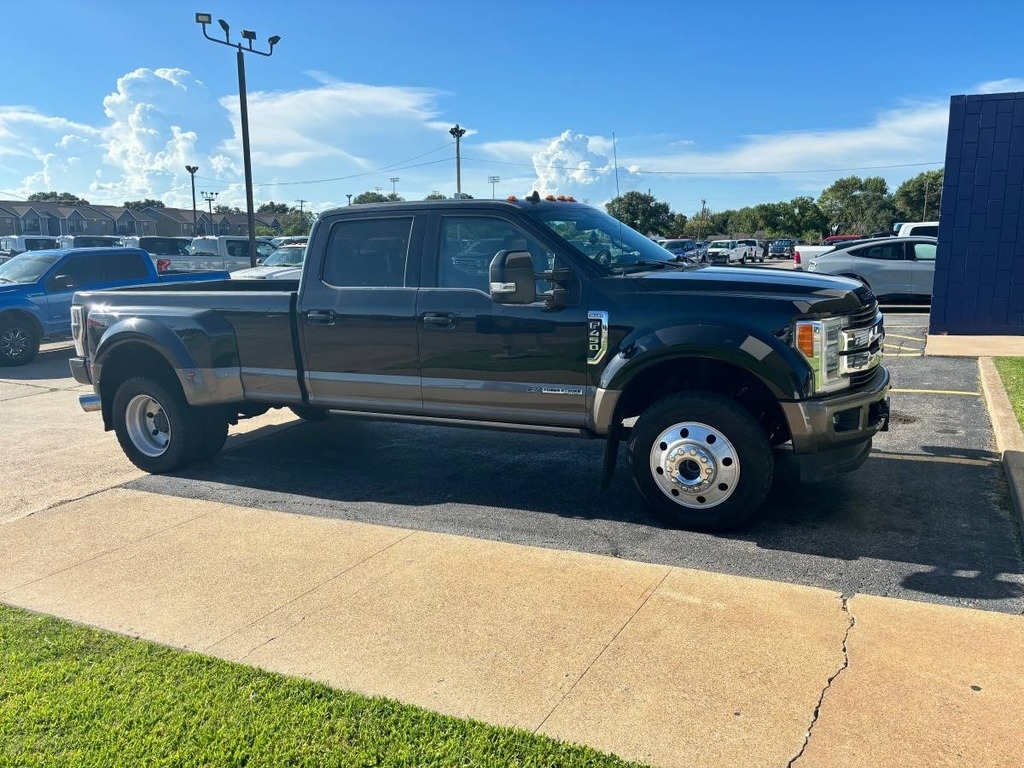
left=664, top=213, right=688, bottom=238
left=257, top=201, right=291, bottom=214
left=893, top=169, right=944, bottom=223
left=818, top=175, right=896, bottom=235
left=213, top=204, right=243, bottom=215
left=605, top=191, right=673, bottom=236
left=28, top=191, right=89, bottom=205
left=386, top=193, right=405, bottom=202
left=352, top=191, right=389, bottom=204
left=784, top=196, right=828, bottom=241
left=424, top=191, right=447, bottom=200
left=123, top=198, right=165, bottom=210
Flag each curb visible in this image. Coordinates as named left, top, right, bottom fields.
left=978, top=357, right=1024, bottom=536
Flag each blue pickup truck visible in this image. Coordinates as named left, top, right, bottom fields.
left=0, top=247, right=227, bottom=366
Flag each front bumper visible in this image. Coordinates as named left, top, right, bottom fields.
left=780, top=366, right=891, bottom=482
left=69, top=356, right=92, bottom=386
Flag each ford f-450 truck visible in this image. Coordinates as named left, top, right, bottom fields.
left=69, top=195, right=890, bottom=530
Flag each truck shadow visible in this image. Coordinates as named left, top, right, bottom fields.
left=125, top=416, right=1024, bottom=609
left=1, top=344, right=78, bottom=383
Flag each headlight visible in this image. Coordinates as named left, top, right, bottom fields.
left=794, top=316, right=849, bottom=393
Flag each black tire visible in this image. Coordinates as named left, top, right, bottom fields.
left=112, top=376, right=204, bottom=473
left=196, top=408, right=230, bottom=460
left=0, top=318, right=40, bottom=367
left=627, top=392, right=773, bottom=531
left=740, top=253, right=746, bottom=265
left=290, top=405, right=331, bottom=421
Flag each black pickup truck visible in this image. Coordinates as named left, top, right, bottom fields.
left=69, top=195, right=890, bottom=530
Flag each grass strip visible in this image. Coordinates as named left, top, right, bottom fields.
left=0, top=604, right=643, bottom=767
left=994, top=357, right=1024, bottom=433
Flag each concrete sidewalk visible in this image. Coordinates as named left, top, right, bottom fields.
left=2, top=488, right=1023, bottom=767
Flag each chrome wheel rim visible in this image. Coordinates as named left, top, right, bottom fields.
left=649, top=421, right=739, bottom=508
left=125, top=394, right=171, bottom=457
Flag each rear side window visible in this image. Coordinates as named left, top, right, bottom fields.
left=858, top=243, right=905, bottom=261
left=909, top=225, right=938, bottom=237
left=322, top=217, right=413, bottom=288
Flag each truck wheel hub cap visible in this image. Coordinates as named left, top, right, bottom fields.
left=125, top=394, right=171, bottom=457
left=650, top=422, right=739, bottom=508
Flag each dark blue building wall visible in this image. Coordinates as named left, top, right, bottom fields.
left=930, top=91, right=1024, bottom=335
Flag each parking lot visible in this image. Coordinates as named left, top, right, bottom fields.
left=6, top=307, right=1021, bottom=615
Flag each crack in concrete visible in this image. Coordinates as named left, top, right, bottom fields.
left=788, top=595, right=855, bottom=767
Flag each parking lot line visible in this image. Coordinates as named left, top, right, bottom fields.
left=890, top=388, right=980, bottom=396
left=883, top=351, right=924, bottom=357
left=869, top=450, right=998, bottom=467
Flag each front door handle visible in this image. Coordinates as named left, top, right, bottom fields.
left=422, top=312, right=457, bottom=329
left=306, top=309, right=336, bottom=326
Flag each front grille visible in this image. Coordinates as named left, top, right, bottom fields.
left=848, top=299, right=879, bottom=329
left=844, top=297, right=883, bottom=387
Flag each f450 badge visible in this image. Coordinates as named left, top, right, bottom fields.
left=587, top=311, right=609, bottom=365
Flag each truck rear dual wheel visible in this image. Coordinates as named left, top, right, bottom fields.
left=627, top=392, right=773, bottom=531
left=113, top=376, right=209, bottom=473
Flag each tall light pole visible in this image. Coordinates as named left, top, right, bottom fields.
left=389, top=177, right=399, bottom=196
left=346, top=194, right=352, bottom=206
left=196, top=12, right=281, bottom=267
left=449, top=123, right=466, bottom=197
left=185, top=165, right=199, bottom=234
left=923, top=177, right=930, bottom=220
left=201, top=190, right=218, bottom=234
left=488, top=175, right=500, bottom=199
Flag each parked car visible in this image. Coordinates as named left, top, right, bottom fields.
left=269, top=235, right=309, bottom=249
left=894, top=221, right=939, bottom=238
left=121, top=236, right=192, bottom=257
left=705, top=239, right=748, bottom=265
left=175, top=236, right=277, bottom=271
left=0, top=247, right=228, bottom=365
left=0, top=236, right=60, bottom=264
left=55, top=235, right=123, bottom=249
left=806, top=236, right=937, bottom=302
left=793, top=244, right=836, bottom=271
left=660, top=238, right=702, bottom=262
left=231, top=244, right=306, bottom=279
left=769, top=239, right=796, bottom=259
left=736, top=239, right=763, bottom=263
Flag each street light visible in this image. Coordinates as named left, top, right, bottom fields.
left=449, top=123, right=467, bottom=197
left=195, top=12, right=281, bottom=266
left=488, top=175, right=500, bottom=199
left=201, top=190, right=218, bottom=233
left=185, top=165, right=199, bottom=233
left=346, top=194, right=352, bottom=206
left=389, top=177, right=400, bottom=196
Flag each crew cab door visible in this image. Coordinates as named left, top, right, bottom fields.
left=416, top=212, right=589, bottom=427
left=42, top=251, right=152, bottom=335
left=297, top=213, right=424, bottom=414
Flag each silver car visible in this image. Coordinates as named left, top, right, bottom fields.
left=807, top=236, right=937, bottom=301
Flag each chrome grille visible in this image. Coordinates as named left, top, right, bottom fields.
left=842, top=298, right=884, bottom=387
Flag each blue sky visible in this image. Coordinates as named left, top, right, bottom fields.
left=1, top=0, right=1021, bottom=218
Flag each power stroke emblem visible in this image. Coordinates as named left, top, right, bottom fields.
left=587, top=310, right=609, bottom=365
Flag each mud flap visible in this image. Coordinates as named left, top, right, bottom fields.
left=599, top=432, right=620, bottom=491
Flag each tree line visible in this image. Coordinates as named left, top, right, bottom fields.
left=604, top=169, right=943, bottom=242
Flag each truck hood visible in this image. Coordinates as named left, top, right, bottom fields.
left=621, top=265, right=872, bottom=313
left=0, top=282, right=32, bottom=297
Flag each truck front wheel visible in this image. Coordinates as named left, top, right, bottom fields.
left=627, top=392, right=773, bottom=531
left=113, top=376, right=203, bottom=473
left=0, top=318, right=40, bottom=366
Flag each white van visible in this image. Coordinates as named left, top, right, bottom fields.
left=895, top=221, right=939, bottom=238
left=0, top=235, right=60, bottom=263
left=175, top=236, right=276, bottom=271
left=55, top=235, right=123, bottom=249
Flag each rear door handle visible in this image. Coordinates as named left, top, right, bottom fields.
left=422, top=312, right=457, bottom=329
left=306, top=309, right=336, bottom=326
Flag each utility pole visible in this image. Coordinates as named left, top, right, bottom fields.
left=449, top=124, right=466, bottom=197
left=488, top=175, right=500, bottom=199
left=922, top=178, right=930, bottom=220
left=697, top=198, right=707, bottom=240
left=201, top=191, right=218, bottom=235
left=389, top=177, right=399, bottom=196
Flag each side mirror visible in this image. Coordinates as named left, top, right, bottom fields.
left=489, top=250, right=536, bottom=304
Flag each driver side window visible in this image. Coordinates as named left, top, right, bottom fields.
left=438, top=217, right=552, bottom=292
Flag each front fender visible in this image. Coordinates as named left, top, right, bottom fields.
left=92, top=309, right=244, bottom=406
left=0, top=297, right=45, bottom=330
left=599, top=324, right=810, bottom=401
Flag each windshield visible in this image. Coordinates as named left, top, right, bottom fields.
left=708, top=241, right=731, bottom=248
left=0, top=252, right=60, bottom=283
left=262, top=247, right=305, bottom=267
left=26, top=239, right=58, bottom=251
left=522, top=205, right=692, bottom=274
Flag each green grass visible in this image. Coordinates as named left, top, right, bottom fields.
left=0, top=604, right=643, bottom=768
left=994, top=357, right=1024, bottom=432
